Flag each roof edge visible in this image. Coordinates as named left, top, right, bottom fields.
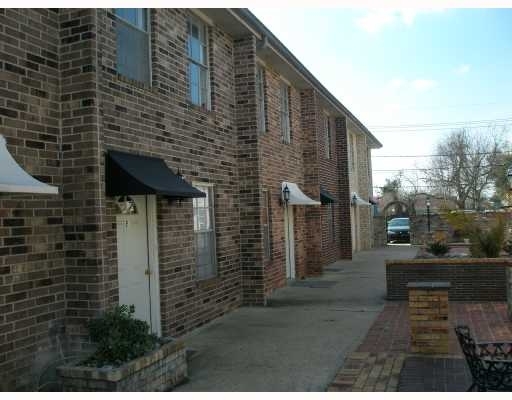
left=231, top=8, right=382, bottom=149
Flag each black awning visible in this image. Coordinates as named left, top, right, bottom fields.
left=320, top=187, right=337, bottom=204
left=105, top=150, right=206, bottom=198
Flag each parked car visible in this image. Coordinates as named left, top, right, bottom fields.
left=387, top=217, right=410, bottom=243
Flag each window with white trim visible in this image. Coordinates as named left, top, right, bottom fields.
left=324, top=114, right=332, bottom=159
left=280, top=82, right=291, bottom=143
left=193, top=184, right=216, bottom=279
left=187, top=15, right=210, bottom=109
left=115, top=9, right=151, bottom=84
left=256, top=65, right=266, bottom=133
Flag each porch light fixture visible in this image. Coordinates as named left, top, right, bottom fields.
left=176, top=168, right=184, bottom=180
left=351, top=194, right=357, bottom=206
left=283, top=184, right=290, bottom=204
left=116, top=196, right=138, bottom=215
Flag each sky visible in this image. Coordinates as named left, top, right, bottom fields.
left=251, top=8, right=512, bottom=196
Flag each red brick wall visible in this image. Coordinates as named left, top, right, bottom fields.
left=335, top=117, right=352, bottom=259
left=0, top=8, right=66, bottom=390
left=96, top=8, right=242, bottom=335
left=301, top=89, right=322, bottom=275
left=259, top=66, right=308, bottom=296
left=0, top=7, right=363, bottom=389
left=234, top=35, right=265, bottom=306
left=386, top=260, right=508, bottom=301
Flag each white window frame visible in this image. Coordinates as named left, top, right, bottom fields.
left=192, top=183, right=217, bottom=280
left=324, top=114, right=332, bottom=159
left=187, top=14, right=211, bottom=110
left=256, top=64, right=266, bottom=134
left=280, top=82, right=291, bottom=144
left=114, top=8, right=152, bottom=85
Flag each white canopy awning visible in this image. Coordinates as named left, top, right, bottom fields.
left=0, top=135, right=58, bottom=195
left=282, top=182, right=320, bottom=206
left=351, top=192, right=371, bottom=206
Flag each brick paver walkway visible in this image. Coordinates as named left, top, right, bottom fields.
left=328, top=301, right=512, bottom=391
left=398, top=357, right=471, bottom=391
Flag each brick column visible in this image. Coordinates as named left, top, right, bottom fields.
left=408, top=282, right=450, bottom=354
left=233, top=36, right=264, bottom=305
left=335, top=116, right=352, bottom=259
left=60, top=9, right=108, bottom=348
left=301, top=89, right=322, bottom=275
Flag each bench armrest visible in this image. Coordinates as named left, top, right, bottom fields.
left=477, top=341, right=512, bottom=347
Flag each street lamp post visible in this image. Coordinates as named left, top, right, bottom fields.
left=426, top=197, right=431, bottom=233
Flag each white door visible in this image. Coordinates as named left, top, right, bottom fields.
left=284, top=205, right=295, bottom=279
left=116, top=195, right=161, bottom=335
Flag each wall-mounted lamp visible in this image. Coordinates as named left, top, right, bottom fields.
left=507, top=166, right=512, bottom=190
left=176, top=168, right=184, bottom=180
left=116, top=196, right=137, bottom=215
left=283, top=185, right=290, bottom=204
left=351, top=194, right=357, bottom=206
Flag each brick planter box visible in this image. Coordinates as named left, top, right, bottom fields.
left=57, top=339, right=187, bottom=391
left=386, top=258, right=511, bottom=301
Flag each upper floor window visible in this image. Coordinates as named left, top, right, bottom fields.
left=324, top=114, right=332, bottom=159
left=193, top=184, right=217, bottom=280
left=256, top=65, right=266, bottom=134
left=187, top=15, right=210, bottom=109
left=115, top=9, right=150, bottom=84
left=280, top=82, right=291, bottom=144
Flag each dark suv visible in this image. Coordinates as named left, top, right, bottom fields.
left=387, top=217, right=410, bottom=243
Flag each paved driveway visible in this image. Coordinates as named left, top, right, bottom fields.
left=176, top=245, right=417, bottom=392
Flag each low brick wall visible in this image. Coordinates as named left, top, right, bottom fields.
left=57, top=339, right=187, bottom=391
left=386, top=259, right=510, bottom=301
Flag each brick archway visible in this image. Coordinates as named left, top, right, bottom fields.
left=382, top=200, right=409, bottom=218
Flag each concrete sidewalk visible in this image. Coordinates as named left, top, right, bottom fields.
left=176, top=245, right=418, bottom=392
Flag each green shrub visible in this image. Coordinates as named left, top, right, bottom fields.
left=81, top=305, right=158, bottom=367
left=442, top=211, right=476, bottom=241
left=427, top=241, right=449, bottom=256
left=469, top=217, right=506, bottom=258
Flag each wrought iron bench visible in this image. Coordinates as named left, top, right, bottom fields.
left=455, top=325, right=512, bottom=391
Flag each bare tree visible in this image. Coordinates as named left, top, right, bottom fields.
left=425, top=127, right=508, bottom=210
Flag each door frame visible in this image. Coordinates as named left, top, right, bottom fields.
left=116, top=195, right=161, bottom=337
left=146, top=195, right=161, bottom=337
left=284, top=204, right=295, bottom=279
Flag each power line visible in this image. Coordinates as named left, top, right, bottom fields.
left=373, top=164, right=506, bottom=172
left=372, top=123, right=512, bottom=133
left=369, top=116, right=512, bottom=129
left=397, top=101, right=512, bottom=111
left=372, top=151, right=512, bottom=158
left=373, top=185, right=451, bottom=189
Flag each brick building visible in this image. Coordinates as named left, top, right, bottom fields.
left=0, top=8, right=381, bottom=390
left=347, top=125, right=380, bottom=252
